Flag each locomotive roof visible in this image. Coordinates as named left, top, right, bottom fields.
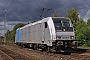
left=20, top=17, right=52, bottom=29
left=52, top=17, right=70, bottom=19
left=19, top=17, right=70, bottom=30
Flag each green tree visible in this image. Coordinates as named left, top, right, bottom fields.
left=75, top=18, right=90, bottom=47
left=13, top=23, right=25, bottom=31
left=65, top=7, right=90, bottom=47
left=5, top=30, right=11, bottom=41
left=76, top=18, right=87, bottom=46
left=52, top=11, right=59, bottom=17
left=86, top=18, right=90, bottom=46
left=5, top=23, right=25, bottom=42
left=83, top=27, right=90, bottom=47
left=87, top=18, right=90, bottom=26
left=65, top=7, right=79, bottom=29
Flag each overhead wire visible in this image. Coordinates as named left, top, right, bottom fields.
left=1, top=0, right=89, bottom=22
left=0, top=0, right=14, bottom=21
left=7, top=0, right=14, bottom=11
left=0, top=0, right=14, bottom=35
left=21, top=0, right=89, bottom=21
left=0, top=0, right=9, bottom=22
left=0, top=0, right=9, bottom=15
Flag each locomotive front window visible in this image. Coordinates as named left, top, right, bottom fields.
left=53, top=18, right=73, bottom=31
left=62, top=20, right=71, bottom=27
left=54, top=20, right=62, bottom=28
left=53, top=18, right=71, bottom=27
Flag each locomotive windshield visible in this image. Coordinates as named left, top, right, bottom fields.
left=53, top=18, right=73, bottom=31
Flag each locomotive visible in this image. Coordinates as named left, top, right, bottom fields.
left=15, top=17, right=78, bottom=53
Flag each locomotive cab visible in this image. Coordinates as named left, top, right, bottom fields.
left=51, top=17, right=78, bottom=52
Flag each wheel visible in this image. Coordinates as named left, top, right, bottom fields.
left=16, top=43, right=18, bottom=45
left=28, top=44, right=33, bottom=48
left=46, top=47, right=51, bottom=52
left=21, top=44, right=25, bottom=48
left=33, top=44, right=38, bottom=50
left=74, top=45, right=77, bottom=49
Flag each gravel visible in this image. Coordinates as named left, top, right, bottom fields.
left=0, top=43, right=90, bottom=60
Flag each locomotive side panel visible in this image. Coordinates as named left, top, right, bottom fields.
left=15, top=28, right=20, bottom=43
left=19, top=23, right=42, bottom=43
left=26, top=23, right=42, bottom=43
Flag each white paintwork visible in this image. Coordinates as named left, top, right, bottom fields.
left=19, top=17, right=56, bottom=46
left=16, top=17, right=75, bottom=46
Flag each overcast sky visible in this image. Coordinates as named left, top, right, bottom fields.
left=0, top=0, right=90, bottom=35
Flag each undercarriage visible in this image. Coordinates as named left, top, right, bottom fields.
left=48, top=40, right=78, bottom=53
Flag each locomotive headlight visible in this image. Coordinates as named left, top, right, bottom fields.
left=70, top=36, right=74, bottom=39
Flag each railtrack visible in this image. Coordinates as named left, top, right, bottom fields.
left=0, top=45, right=34, bottom=60
left=0, top=42, right=90, bottom=60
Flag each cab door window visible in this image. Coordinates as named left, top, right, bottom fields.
left=45, top=22, right=48, bottom=28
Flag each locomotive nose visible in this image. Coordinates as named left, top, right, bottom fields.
left=56, top=32, right=75, bottom=40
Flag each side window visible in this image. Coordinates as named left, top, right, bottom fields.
left=45, top=22, right=48, bottom=28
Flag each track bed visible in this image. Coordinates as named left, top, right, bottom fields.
left=0, top=42, right=90, bottom=60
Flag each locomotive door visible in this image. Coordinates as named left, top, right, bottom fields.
left=41, top=22, right=50, bottom=44
left=41, top=23, right=45, bottom=43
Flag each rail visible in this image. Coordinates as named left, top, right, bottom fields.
left=0, top=45, right=34, bottom=60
